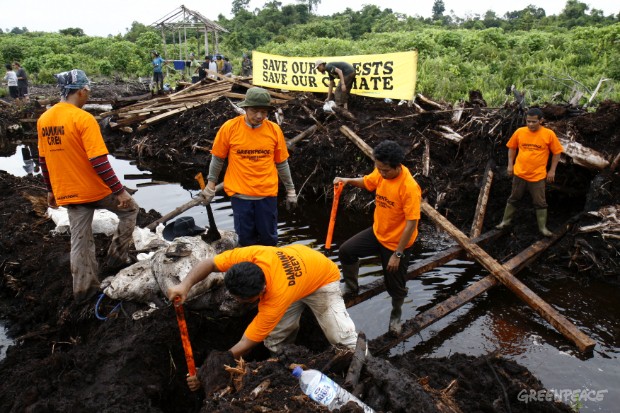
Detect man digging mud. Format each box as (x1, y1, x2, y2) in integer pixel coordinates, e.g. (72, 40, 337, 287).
(496, 107, 564, 236)
(167, 243, 358, 393)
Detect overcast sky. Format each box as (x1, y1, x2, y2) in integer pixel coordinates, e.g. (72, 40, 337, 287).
(0, 0, 617, 37)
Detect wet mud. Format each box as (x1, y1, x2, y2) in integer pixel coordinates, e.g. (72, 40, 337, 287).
(0, 83, 618, 412)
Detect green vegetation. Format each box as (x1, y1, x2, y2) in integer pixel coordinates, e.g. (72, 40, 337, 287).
(1, 0, 618, 106)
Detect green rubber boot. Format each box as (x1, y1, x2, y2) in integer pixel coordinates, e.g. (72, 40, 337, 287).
(388, 297, 405, 336)
(536, 209, 553, 237)
(341, 262, 360, 296)
(496, 203, 517, 229)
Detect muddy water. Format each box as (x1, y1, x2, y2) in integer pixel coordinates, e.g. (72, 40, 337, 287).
(2, 146, 618, 411)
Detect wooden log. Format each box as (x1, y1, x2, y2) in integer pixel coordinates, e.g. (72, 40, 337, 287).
(339, 126, 374, 158)
(469, 159, 494, 238)
(344, 332, 368, 392)
(416, 93, 445, 110)
(559, 137, 610, 170)
(345, 229, 502, 308)
(146, 182, 224, 230)
(300, 104, 327, 132)
(433, 125, 464, 143)
(287, 125, 317, 149)
(331, 105, 357, 121)
(451, 100, 465, 124)
(369, 216, 579, 355)
(420, 202, 595, 353)
(423, 138, 430, 177)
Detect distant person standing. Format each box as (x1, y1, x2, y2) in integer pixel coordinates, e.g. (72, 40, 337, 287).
(37, 69, 139, 303)
(315, 60, 356, 110)
(222, 57, 233, 77)
(208, 56, 218, 79)
(13, 61, 28, 102)
(3, 64, 18, 99)
(197, 55, 210, 81)
(241, 53, 253, 77)
(496, 107, 564, 237)
(215, 54, 224, 74)
(151, 50, 165, 94)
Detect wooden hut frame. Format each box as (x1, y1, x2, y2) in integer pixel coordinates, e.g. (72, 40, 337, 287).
(150, 5, 229, 61)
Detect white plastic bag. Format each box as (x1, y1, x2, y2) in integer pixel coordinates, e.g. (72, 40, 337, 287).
(323, 100, 337, 112)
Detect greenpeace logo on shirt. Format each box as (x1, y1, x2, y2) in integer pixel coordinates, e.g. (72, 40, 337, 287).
(236, 149, 271, 162)
(236, 149, 271, 155)
(376, 194, 395, 208)
(521, 143, 543, 151)
(276, 251, 302, 286)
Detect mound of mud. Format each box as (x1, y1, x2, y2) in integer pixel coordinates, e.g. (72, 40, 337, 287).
(1, 82, 618, 411)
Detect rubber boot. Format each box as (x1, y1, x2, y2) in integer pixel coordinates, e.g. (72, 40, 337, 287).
(388, 297, 405, 336)
(496, 203, 517, 229)
(536, 209, 553, 237)
(341, 262, 360, 297)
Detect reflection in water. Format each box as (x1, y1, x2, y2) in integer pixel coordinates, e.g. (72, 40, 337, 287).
(1, 150, 619, 410)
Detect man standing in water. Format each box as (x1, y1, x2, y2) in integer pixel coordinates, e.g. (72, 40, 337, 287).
(334, 140, 421, 335)
(200, 87, 297, 247)
(496, 107, 563, 237)
(37, 69, 139, 302)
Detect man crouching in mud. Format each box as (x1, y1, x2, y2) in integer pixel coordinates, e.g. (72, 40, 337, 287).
(167, 243, 358, 393)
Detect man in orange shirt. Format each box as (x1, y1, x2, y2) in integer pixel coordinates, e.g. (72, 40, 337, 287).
(334, 140, 421, 335)
(200, 87, 297, 246)
(167, 244, 358, 391)
(496, 108, 563, 236)
(38, 69, 139, 302)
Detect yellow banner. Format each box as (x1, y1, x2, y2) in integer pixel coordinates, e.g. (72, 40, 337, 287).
(252, 51, 418, 100)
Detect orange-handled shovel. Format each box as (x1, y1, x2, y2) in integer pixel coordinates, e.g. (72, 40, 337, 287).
(325, 182, 344, 250)
(174, 296, 197, 377)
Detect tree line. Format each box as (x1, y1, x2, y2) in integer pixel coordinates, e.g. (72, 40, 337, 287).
(1, 0, 618, 106)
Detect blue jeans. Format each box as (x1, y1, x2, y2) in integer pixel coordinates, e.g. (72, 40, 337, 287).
(231, 196, 278, 246)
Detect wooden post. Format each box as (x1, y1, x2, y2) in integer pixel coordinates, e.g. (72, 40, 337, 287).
(469, 159, 494, 238)
(146, 182, 224, 230)
(369, 216, 582, 355)
(421, 202, 595, 353)
(344, 332, 367, 393)
(345, 229, 502, 307)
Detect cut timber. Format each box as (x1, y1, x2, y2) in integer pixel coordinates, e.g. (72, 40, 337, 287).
(146, 182, 224, 230)
(369, 216, 581, 355)
(451, 101, 465, 124)
(433, 125, 464, 143)
(287, 125, 317, 149)
(345, 230, 502, 307)
(423, 139, 430, 177)
(420, 202, 595, 353)
(416, 93, 445, 110)
(469, 159, 494, 238)
(339, 126, 374, 158)
(344, 331, 367, 392)
(559, 137, 610, 170)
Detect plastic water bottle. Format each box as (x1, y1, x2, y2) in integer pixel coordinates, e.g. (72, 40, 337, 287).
(292, 366, 375, 412)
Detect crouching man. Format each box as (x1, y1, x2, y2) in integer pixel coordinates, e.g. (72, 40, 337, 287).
(167, 243, 358, 391)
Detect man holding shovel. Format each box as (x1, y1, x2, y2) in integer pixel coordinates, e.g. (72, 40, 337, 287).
(167, 243, 358, 392)
(334, 140, 421, 336)
(200, 87, 297, 247)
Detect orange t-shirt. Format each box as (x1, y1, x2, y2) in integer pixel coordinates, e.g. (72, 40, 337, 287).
(363, 165, 421, 250)
(211, 115, 289, 197)
(506, 126, 563, 182)
(37, 102, 112, 205)
(213, 244, 339, 342)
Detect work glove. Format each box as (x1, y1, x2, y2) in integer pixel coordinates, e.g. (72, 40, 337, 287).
(286, 189, 298, 211)
(200, 186, 216, 205)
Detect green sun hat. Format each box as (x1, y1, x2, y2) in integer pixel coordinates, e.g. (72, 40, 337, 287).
(238, 87, 275, 110)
